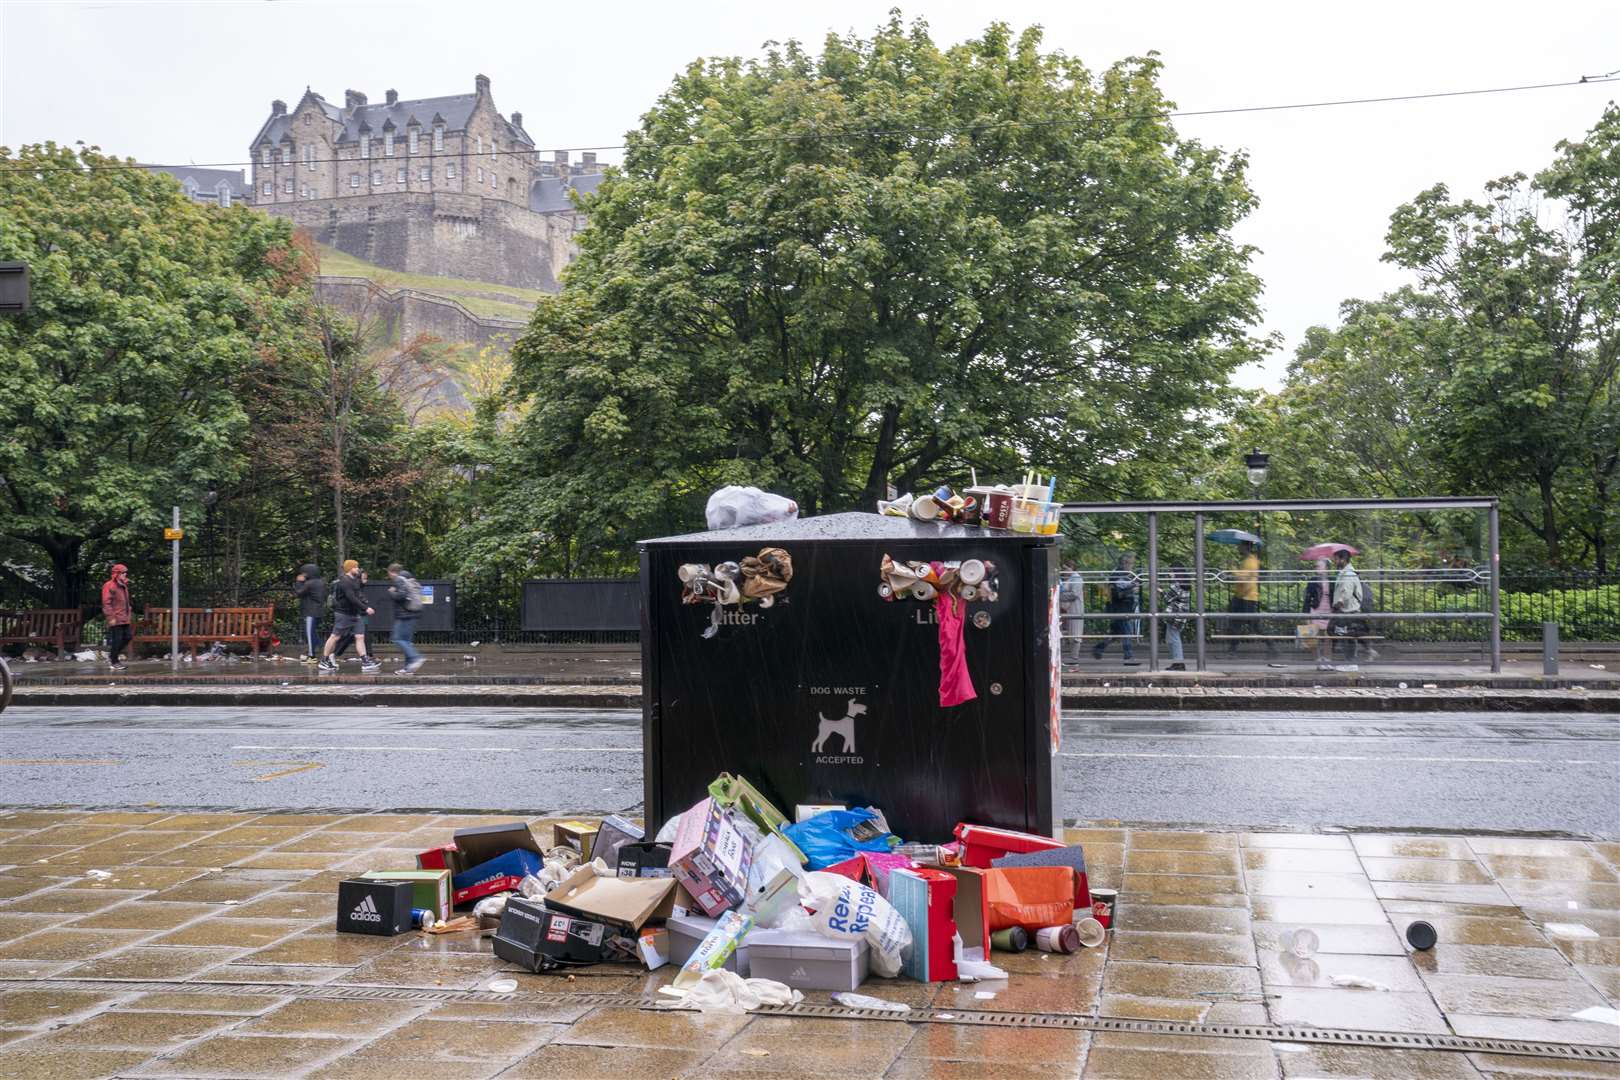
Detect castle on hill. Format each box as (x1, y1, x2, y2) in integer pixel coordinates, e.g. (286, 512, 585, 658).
(243, 74, 602, 291)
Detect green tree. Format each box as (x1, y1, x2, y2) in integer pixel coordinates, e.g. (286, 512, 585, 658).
(483, 14, 1265, 571)
(0, 144, 312, 607)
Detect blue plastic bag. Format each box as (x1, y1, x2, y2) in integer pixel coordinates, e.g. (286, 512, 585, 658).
(782, 808, 899, 870)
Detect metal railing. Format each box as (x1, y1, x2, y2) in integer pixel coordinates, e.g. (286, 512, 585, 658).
(1057, 497, 1502, 672)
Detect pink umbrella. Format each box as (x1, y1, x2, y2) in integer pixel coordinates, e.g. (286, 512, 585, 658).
(1300, 543, 1359, 560)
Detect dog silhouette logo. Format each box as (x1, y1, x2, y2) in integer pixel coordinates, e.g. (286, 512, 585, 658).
(812, 698, 867, 754)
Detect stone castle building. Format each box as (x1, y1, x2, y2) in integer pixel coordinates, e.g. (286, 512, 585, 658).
(247, 75, 601, 290)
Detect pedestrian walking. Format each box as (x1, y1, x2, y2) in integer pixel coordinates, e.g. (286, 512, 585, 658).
(319, 560, 380, 674)
(1058, 561, 1084, 665)
(1228, 540, 1274, 657)
(1090, 553, 1140, 665)
(1304, 558, 1334, 670)
(292, 564, 327, 665)
(386, 563, 426, 675)
(1161, 567, 1190, 670)
(1330, 548, 1376, 662)
(100, 563, 133, 671)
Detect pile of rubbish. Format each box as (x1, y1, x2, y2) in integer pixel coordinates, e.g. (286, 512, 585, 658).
(879, 473, 1061, 536)
(679, 548, 794, 638)
(336, 774, 1112, 1013)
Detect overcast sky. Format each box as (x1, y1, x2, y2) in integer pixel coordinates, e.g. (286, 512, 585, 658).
(3, 0, 1615, 389)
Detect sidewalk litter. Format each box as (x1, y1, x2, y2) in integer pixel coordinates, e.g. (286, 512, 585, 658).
(327, 774, 1112, 1010)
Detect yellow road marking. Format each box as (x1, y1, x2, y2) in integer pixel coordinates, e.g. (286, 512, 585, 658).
(0, 759, 121, 766)
(249, 762, 324, 782)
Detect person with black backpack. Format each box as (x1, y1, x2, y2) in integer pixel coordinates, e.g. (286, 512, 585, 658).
(1330, 549, 1378, 663)
(386, 563, 426, 674)
(292, 564, 327, 665)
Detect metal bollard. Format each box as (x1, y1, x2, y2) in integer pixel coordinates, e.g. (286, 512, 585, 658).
(1542, 621, 1559, 676)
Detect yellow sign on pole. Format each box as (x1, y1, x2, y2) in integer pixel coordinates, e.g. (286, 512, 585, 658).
(164, 527, 185, 542)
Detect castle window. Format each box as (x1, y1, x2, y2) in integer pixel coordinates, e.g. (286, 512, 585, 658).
(371, 170, 382, 186)
(284, 177, 294, 194)
(408, 128, 419, 155)
(263, 181, 272, 196)
(350, 173, 360, 189)
(490, 138, 497, 161)
(433, 124, 444, 152)
(300, 184, 308, 199)
(491, 171, 497, 189)
(475, 136, 482, 155)
(384, 131, 394, 157)
(219, 187, 231, 208)
(280, 145, 291, 164)
(360, 134, 370, 159)
(260, 146, 271, 166)
(447, 162, 456, 179)
(477, 166, 484, 183)
(419, 166, 430, 182)
(304, 144, 316, 171)
(396, 167, 406, 184)
(303, 113, 312, 125)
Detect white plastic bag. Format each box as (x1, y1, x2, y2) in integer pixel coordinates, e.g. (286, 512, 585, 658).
(705, 486, 799, 531)
(798, 870, 912, 978)
(659, 969, 803, 1014)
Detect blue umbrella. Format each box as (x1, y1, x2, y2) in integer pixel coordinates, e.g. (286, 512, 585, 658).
(1207, 529, 1262, 546)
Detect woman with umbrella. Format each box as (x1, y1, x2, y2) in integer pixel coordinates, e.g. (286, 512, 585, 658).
(1207, 530, 1272, 659)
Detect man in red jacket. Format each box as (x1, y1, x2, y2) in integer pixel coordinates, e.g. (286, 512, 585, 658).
(101, 564, 133, 671)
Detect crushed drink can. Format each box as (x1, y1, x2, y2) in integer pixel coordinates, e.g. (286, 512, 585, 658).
(411, 907, 437, 931)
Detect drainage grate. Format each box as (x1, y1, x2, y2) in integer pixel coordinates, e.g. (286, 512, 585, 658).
(3, 977, 1616, 1063)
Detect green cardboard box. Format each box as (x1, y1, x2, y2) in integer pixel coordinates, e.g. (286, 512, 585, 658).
(360, 869, 451, 921)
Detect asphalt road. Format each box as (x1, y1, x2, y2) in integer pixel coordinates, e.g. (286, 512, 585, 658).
(2, 707, 1616, 838)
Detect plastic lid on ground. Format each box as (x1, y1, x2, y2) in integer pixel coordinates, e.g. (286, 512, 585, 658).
(641, 511, 1055, 546)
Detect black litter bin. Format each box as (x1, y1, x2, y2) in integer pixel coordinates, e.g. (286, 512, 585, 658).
(361, 580, 456, 634)
(641, 512, 1060, 844)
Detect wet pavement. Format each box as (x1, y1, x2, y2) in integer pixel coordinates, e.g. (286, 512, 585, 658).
(2, 708, 1617, 837)
(0, 813, 1617, 1078)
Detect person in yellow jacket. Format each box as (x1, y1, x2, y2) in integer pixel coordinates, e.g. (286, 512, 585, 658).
(1228, 541, 1274, 658)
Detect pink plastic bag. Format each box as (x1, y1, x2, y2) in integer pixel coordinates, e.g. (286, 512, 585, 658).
(935, 590, 976, 707)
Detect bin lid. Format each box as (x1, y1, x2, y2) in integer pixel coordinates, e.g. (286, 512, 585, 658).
(641, 511, 1056, 547)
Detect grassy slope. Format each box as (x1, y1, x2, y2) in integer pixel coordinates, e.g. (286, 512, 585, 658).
(315, 245, 542, 322)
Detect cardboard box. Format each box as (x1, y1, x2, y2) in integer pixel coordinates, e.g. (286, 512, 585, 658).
(795, 803, 847, 823)
(748, 928, 869, 991)
(954, 823, 1064, 869)
(615, 841, 672, 879)
(983, 866, 1077, 932)
(544, 864, 677, 934)
(891, 868, 958, 982)
(941, 866, 990, 958)
(552, 820, 599, 855)
(667, 913, 749, 974)
(638, 927, 670, 970)
(589, 815, 644, 866)
(673, 910, 753, 988)
(492, 896, 613, 971)
(336, 878, 414, 936)
(416, 844, 456, 871)
(359, 869, 451, 921)
(669, 798, 754, 917)
(452, 822, 542, 870)
(991, 844, 1092, 910)
(452, 849, 543, 906)
(709, 773, 806, 864)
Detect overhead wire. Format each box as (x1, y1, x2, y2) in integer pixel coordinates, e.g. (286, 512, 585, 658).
(0, 72, 1614, 175)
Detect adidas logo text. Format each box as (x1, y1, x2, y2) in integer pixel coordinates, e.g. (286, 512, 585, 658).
(790, 966, 808, 979)
(350, 895, 382, 923)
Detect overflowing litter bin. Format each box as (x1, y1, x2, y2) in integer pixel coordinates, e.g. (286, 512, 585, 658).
(640, 512, 1061, 843)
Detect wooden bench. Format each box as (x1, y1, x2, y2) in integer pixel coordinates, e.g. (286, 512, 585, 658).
(0, 609, 85, 657)
(132, 606, 275, 658)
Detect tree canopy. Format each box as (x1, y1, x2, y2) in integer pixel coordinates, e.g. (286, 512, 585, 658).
(478, 15, 1266, 571)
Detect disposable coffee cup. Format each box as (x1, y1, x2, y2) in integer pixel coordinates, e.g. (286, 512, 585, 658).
(1075, 917, 1106, 948)
(1034, 924, 1080, 954)
(910, 494, 941, 520)
(959, 559, 986, 585)
(992, 927, 1029, 953)
(1089, 887, 1117, 929)
(677, 563, 707, 583)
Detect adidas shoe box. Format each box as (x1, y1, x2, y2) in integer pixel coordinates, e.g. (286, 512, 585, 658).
(746, 928, 868, 991)
(493, 896, 613, 972)
(337, 878, 414, 936)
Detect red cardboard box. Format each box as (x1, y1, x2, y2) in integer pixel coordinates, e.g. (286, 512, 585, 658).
(940, 866, 990, 958)
(416, 844, 456, 871)
(891, 868, 958, 982)
(984, 866, 1077, 932)
(954, 823, 1064, 869)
